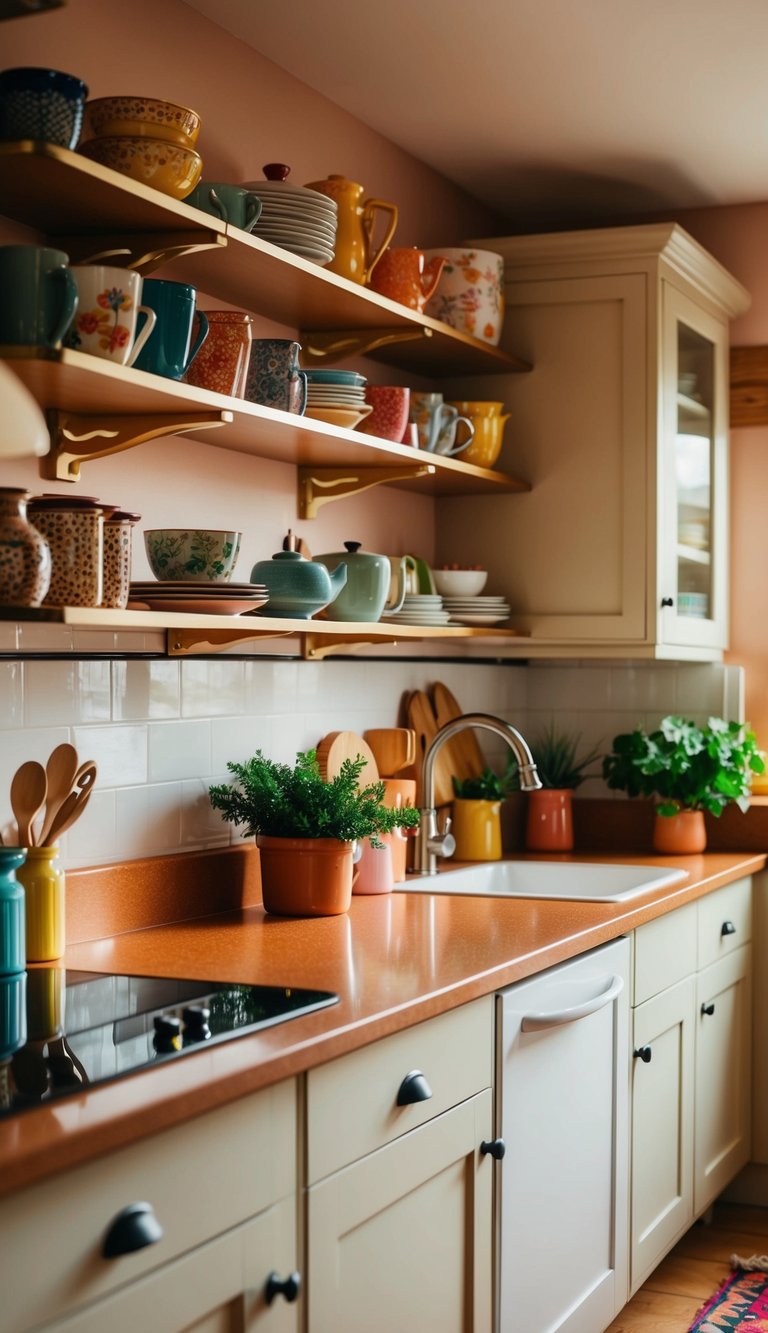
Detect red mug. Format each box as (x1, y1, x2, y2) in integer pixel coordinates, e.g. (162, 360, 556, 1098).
(368, 247, 445, 311)
(183, 309, 253, 398)
(357, 385, 411, 442)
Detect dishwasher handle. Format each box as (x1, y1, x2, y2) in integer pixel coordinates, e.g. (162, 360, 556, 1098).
(521, 974, 624, 1032)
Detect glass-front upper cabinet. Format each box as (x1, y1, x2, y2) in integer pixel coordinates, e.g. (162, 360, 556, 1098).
(661, 284, 730, 651)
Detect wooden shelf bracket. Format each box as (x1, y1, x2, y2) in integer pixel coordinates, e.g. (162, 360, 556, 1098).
(302, 632, 411, 660)
(298, 463, 435, 518)
(60, 229, 227, 276)
(299, 325, 433, 364)
(42, 409, 233, 481)
(167, 625, 297, 656)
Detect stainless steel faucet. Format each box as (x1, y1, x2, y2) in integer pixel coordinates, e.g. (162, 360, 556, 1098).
(412, 712, 542, 876)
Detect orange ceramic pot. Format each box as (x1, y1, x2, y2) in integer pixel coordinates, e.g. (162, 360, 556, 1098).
(256, 835, 357, 916)
(525, 788, 574, 852)
(652, 810, 706, 854)
(183, 309, 253, 397)
(368, 246, 445, 310)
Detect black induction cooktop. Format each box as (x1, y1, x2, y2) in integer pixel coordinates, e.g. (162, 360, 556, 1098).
(0, 968, 338, 1118)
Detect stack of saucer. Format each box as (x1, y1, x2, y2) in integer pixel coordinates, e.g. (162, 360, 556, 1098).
(128, 580, 269, 616)
(241, 165, 337, 264)
(383, 594, 452, 626)
(442, 594, 511, 626)
(304, 369, 373, 429)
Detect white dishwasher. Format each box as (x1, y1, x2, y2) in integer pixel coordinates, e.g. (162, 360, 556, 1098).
(495, 935, 630, 1333)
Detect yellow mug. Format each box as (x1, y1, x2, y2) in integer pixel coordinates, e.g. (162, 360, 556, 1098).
(452, 799, 502, 861)
(446, 400, 510, 470)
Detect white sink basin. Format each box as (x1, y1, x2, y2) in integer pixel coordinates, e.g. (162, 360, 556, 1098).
(396, 860, 688, 902)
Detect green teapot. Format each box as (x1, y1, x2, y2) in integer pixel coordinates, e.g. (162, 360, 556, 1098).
(315, 541, 408, 622)
(251, 532, 347, 619)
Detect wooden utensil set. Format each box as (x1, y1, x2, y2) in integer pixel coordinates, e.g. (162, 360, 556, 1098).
(8, 743, 97, 846)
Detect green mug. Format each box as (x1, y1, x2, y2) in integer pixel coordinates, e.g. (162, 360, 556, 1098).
(186, 181, 262, 232)
(132, 278, 209, 380)
(0, 244, 78, 348)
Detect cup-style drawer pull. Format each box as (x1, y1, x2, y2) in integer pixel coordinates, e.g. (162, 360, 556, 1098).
(633, 1046, 653, 1064)
(701, 1002, 716, 1017)
(721, 920, 737, 937)
(265, 1271, 301, 1305)
(396, 1070, 433, 1106)
(480, 1137, 506, 1161)
(102, 1202, 163, 1259)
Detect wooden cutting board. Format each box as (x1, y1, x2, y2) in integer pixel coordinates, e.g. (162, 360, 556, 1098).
(406, 690, 454, 806)
(363, 728, 416, 777)
(431, 681, 487, 782)
(315, 731, 379, 787)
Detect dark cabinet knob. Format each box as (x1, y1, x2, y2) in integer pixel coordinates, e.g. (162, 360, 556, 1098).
(480, 1138, 506, 1161)
(396, 1070, 433, 1106)
(661, 597, 674, 608)
(701, 1002, 716, 1017)
(102, 1202, 163, 1259)
(265, 1271, 301, 1305)
(721, 920, 737, 937)
(633, 1046, 652, 1064)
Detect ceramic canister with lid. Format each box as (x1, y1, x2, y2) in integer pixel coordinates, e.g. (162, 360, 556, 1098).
(28, 493, 105, 607)
(0, 487, 51, 607)
(102, 508, 140, 609)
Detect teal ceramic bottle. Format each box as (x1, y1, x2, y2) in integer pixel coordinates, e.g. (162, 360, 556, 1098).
(0, 848, 27, 975)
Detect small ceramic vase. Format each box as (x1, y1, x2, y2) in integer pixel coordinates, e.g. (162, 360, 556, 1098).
(0, 847, 26, 975)
(17, 845, 65, 962)
(367, 247, 445, 310)
(102, 508, 139, 609)
(525, 789, 574, 852)
(453, 799, 503, 861)
(353, 839, 394, 895)
(28, 494, 104, 607)
(0, 488, 51, 607)
(182, 309, 253, 397)
(652, 809, 707, 854)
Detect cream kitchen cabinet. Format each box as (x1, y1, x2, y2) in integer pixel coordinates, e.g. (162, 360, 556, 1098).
(0, 1078, 300, 1333)
(305, 996, 495, 1333)
(629, 877, 752, 1291)
(437, 223, 750, 660)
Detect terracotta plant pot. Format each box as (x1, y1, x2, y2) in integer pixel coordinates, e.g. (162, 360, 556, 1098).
(525, 788, 574, 852)
(256, 835, 357, 916)
(652, 809, 707, 854)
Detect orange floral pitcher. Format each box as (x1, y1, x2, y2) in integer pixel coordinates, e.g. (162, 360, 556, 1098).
(305, 174, 398, 285)
(368, 246, 445, 310)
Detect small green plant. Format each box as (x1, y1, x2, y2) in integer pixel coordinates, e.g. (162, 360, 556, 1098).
(209, 749, 420, 847)
(505, 725, 601, 790)
(452, 768, 511, 800)
(602, 715, 764, 817)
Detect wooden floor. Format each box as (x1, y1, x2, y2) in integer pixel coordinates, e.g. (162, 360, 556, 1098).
(606, 1203, 768, 1332)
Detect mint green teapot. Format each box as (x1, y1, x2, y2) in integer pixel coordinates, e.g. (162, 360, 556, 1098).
(251, 532, 347, 619)
(316, 541, 407, 622)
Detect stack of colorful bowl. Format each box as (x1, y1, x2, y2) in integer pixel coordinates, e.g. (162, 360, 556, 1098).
(304, 370, 372, 430)
(78, 95, 203, 200)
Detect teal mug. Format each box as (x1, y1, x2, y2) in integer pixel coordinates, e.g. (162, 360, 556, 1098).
(186, 181, 262, 232)
(132, 278, 209, 380)
(0, 244, 78, 348)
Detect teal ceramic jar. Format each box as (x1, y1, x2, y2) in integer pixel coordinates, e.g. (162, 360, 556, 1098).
(0, 847, 27, 975)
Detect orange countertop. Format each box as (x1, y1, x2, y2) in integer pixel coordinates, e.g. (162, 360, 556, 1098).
(1, 849, 764, 1198)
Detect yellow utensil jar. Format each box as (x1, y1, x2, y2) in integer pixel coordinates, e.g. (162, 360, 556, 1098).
(17, 845, 65, 962)
(452, 798, 503, 861)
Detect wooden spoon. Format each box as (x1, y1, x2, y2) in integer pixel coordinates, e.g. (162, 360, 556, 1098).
(10, 761, 48, 847)
(38, 743, 80, 846)
(43, 761, 97, 845)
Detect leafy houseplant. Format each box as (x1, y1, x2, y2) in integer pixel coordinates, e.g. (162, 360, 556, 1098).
(602, 716, 765, 853)
(209, 749, 419, 916)
(505, 726, 602, 852)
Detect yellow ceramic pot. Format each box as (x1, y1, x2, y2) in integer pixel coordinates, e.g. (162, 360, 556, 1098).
(17, 844, 65, 962)
(453, 799, 502, 861)
(445, 400, 510, 469)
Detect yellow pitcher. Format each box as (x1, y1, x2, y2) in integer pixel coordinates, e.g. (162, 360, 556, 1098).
(305, 174, 398, 285)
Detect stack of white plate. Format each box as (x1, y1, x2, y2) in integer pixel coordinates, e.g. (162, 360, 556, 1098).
(241, 175, 337, 264)
(442, 595, 511, 626)
(304, 369, 373, 429)
(128, 581, 270, 617)
(383, 594, 452, 626)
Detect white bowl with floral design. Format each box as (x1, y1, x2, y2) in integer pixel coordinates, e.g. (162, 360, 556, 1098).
(144, 528, 241, 583)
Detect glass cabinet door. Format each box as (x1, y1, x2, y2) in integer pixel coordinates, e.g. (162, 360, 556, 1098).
(662, 286, 729, 650)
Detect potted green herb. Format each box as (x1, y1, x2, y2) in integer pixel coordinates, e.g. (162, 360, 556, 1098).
(602, 716, 764, 853)
(505, 726, 601, 851)
(209, 749, 419, 916)
(452, 768, 511, 861)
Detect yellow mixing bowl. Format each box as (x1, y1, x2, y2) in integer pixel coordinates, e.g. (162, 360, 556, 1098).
(79, 134, 203, 199)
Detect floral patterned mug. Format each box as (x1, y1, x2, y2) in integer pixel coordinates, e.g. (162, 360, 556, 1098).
(64, 264, 156, 365)
(423, 247, 505, 346)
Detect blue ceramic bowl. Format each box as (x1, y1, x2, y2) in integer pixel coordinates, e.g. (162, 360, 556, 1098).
(0, 68, 89, 149)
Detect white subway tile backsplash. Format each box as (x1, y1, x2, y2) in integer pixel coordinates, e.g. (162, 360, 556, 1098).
(73, 724, 147, 787)
(17, 624, 74, 652)
(211, 715, 273, 770)
(24, 661, 79, 725)
(608, 664, 678, 715)
(64, 789, 117, 867)
(113, 660, 181, 721)
(0, 623, 18, 652)
(0, 661, 22, 725)
(114, 782, 183, 857)
(148, 719, 211, 781)
(182, 660, 246, 716)
(674, 664, 733, 715)
(180, 779, 230, 847)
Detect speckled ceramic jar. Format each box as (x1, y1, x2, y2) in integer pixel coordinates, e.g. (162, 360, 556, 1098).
(28, 494, 104, 607)
(0, 488, 51, 607)
(102, 508, 139, 609)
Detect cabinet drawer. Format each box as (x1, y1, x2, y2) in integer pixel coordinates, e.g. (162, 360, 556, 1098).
(1, 1078, 296, 1332)
(306, 997, 493, 1183)
(633, 901, 697, 1005)
(698, 877, 752, 970)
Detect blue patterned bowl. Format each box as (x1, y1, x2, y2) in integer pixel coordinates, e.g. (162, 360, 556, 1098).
(0, 68, 89, 150)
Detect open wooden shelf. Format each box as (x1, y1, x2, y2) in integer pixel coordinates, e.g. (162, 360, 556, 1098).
(0, 142, 530, 378)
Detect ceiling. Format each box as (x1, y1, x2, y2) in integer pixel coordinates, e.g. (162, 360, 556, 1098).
(184, 0, 768, 229)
